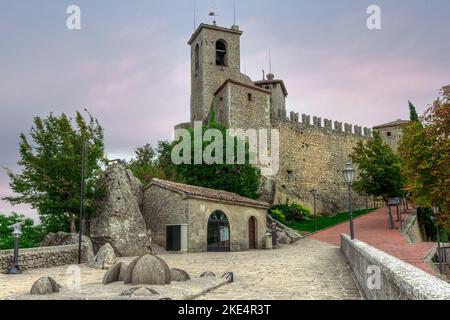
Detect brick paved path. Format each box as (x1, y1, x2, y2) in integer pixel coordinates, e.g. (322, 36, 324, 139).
(0, 238, 361, 300)
(311, 207, 436, 274)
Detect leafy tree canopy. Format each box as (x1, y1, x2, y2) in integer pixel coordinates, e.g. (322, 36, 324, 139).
(351, 132, 404, 202)
(400, 86, 450, 227)
(0, 213, 45, 250)
(127, 141, 177, 185)
(3, 111, 105, 233)
(171, 121, 262, 200)
(408, 101, 419, 121)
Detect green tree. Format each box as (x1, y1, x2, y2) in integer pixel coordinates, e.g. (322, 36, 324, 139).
(408, 101, 419, 121)
(127, 143, 158, 184)
(0, 213, 45, 250)
(351, 132, 404, 202)
(172, 122, 262, 200)
(3, 111, 105, 233)
(127, 141, 178, 185)
(400, 86, 450, 228)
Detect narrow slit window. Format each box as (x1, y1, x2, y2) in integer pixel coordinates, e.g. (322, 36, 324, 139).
(195, 44, 200, 70)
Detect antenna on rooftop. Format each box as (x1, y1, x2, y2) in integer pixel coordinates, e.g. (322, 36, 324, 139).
(193, 0, 197, 31)
(233, 0, 236, 25)
(209, 3, 219, 25)
(269, 48, 272, 75)
(267, 49, 275, 80)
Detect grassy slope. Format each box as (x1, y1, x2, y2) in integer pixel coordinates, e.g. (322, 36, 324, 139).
(288, 209, 376, 234)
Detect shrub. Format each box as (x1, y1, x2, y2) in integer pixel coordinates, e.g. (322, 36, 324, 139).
(0, 213, 45, 250)
(269, 209, 287, 224)
(269, 203, 311, 223)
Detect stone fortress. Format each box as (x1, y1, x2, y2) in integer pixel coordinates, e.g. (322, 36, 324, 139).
(176, 22, 406, 215)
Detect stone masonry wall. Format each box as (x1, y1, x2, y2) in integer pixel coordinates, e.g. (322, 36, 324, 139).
(142, 184, 267, 252)
(0, 244, 87, 274)
(402, 209, 425, 243)
(341, 234, 450, 300)
(142, 185, 187, 248)
(187, 198, 267, 252)
(213, 81, 270, 130)
(373, 125, 404, 153)
(266, 116, 372, 214)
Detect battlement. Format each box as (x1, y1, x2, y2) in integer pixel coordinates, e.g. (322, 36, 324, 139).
(272, 110, 372, 138)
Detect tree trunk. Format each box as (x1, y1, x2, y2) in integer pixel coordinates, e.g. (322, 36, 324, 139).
(69, 212, 77, 233)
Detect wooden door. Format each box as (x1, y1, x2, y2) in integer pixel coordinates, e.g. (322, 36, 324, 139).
(248, 217, 257, 249)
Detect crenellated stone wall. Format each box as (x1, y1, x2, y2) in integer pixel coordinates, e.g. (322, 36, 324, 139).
(263, 115, 372, 214)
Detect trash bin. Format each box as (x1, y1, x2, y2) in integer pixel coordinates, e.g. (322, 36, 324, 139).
(265, 233, 273, 249)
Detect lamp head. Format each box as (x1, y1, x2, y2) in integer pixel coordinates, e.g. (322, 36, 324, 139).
(343, 161, 355, 185)
(11, 223, 22, 238)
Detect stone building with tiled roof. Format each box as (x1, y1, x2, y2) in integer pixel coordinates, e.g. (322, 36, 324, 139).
(142, 178, 269, 252)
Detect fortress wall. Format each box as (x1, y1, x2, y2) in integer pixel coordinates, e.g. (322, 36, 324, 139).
(267, 117, 372, 215)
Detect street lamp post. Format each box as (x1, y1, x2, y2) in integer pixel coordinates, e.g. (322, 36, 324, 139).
(310, 189, 317, 232)
(8, 223, 23, 274)
(343, 162, 355, 240)
(433, 205, 443, 275)
(78, 137, 86, 264)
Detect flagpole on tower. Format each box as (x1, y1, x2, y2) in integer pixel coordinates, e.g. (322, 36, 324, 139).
(209, 3, 219, 25)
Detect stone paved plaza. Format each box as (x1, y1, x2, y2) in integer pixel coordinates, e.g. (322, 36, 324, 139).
(0, 238, 361, 300)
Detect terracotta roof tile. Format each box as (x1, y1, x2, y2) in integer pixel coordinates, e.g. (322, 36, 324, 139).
(373, 119, 410, 129)
(147, 178, 270, 209)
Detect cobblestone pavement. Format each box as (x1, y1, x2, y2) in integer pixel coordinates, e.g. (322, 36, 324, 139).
(0, 238, 361, 300)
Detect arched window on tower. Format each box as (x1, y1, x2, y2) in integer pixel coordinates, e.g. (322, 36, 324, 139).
(216, 40, 227, 67)
(195, 44, 200, 71)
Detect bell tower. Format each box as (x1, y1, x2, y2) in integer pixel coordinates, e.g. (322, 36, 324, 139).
(188, 23, 246, 123)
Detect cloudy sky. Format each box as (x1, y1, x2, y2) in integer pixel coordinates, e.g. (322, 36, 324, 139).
(1, 0, 449, 221)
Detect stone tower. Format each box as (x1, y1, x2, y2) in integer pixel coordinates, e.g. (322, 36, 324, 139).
(188, 23, 255, 123)
(254, 73, 288, 119)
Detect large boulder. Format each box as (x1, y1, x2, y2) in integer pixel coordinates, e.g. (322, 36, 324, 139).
(41, 231, 94, 262)
(90, 163, 151, 257)
(87, 243, 116, 269)
(30, 277, 61, 295)
(124, 254, 171, 285)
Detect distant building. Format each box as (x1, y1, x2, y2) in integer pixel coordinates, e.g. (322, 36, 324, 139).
(373, 119, 410, 152)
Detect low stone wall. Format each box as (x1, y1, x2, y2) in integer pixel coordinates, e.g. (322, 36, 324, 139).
(0, 244, 87, 274)
(402, 209, 425, 243)
(340, 234, 450, 300)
